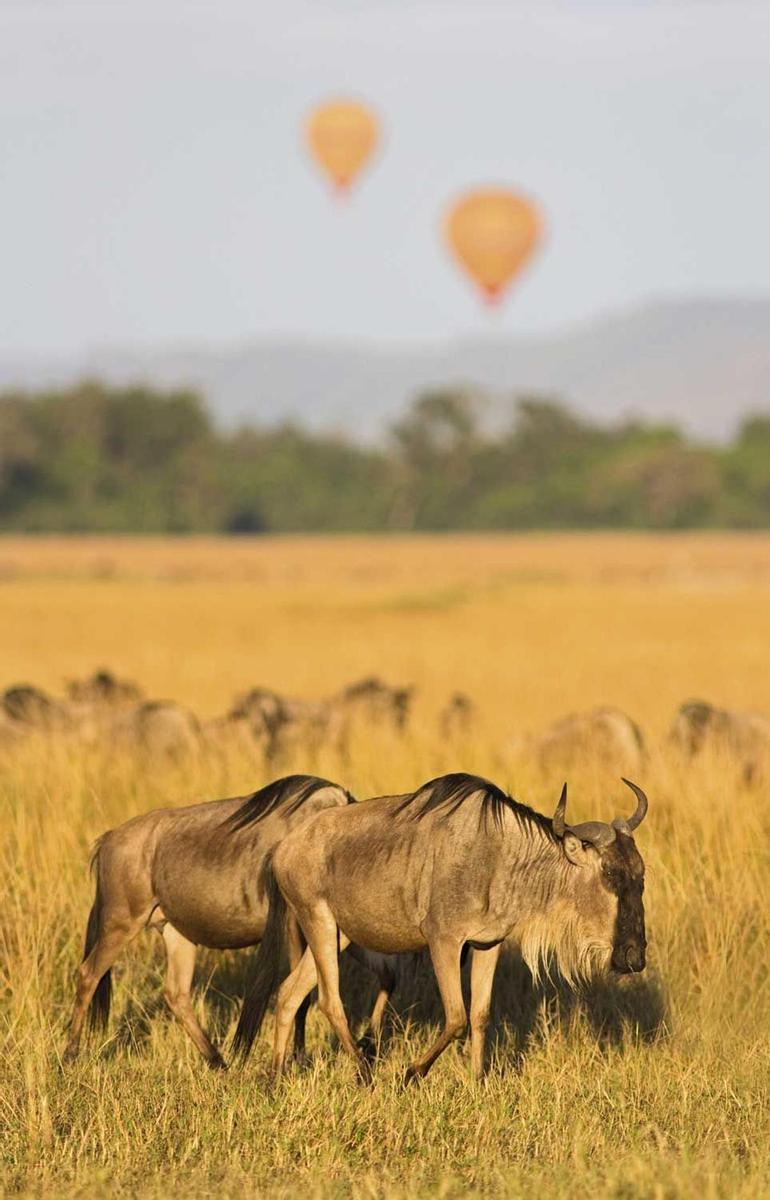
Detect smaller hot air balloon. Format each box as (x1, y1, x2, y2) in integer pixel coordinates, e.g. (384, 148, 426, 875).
(444, 188, 543, 306)
(305, 99, 380, 196)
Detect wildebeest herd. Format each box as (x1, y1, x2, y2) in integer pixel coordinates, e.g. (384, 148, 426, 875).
(0, 670, 413, 763)
(4, 669, 765, 1081)
(2, 668, 769, 780)
(63, 771, 648, 1083)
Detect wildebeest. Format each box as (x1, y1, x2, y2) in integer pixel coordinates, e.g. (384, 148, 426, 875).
(669, 699, 770, 782)
(2, 684, 71, 730)
(63, 775, 394, 1067)
(514, 707, 646, 776)
(223, 687, 330, 763)
(233, 772, 648, 1082)
(0, 682, 199, 761)
(331, 677, 413, 734)
(110, 700, 203, 760)
(225, 677, 414, 763)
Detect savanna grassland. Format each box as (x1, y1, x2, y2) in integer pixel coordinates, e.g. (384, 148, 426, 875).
(1, 533, 769, 1199)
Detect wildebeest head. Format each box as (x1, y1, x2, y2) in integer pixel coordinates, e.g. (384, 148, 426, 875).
(552, 779, 647, 976)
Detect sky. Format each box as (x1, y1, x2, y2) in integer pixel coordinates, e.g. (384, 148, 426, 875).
(1, 0, 769, 357)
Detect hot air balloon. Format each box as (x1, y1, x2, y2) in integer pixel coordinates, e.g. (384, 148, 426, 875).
(305, 99, 380, 196)
(444, 188, 543, 305)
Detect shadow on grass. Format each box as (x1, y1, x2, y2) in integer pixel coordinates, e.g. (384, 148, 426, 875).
(100, 938, 669, 1071)
(338, 944, 669, 1068)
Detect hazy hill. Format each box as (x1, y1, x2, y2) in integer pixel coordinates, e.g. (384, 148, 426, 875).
(2, 297, 768, 441)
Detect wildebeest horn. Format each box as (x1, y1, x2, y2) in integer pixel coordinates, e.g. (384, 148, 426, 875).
(552, 784, 616, 848)
(612, 778, 649, 834)
(552, 783, 568, 837)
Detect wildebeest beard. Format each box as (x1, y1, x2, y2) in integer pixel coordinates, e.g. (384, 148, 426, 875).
(513, 836, 645, 987)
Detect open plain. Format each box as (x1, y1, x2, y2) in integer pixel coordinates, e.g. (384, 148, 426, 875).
(1, 533, 769, 1199)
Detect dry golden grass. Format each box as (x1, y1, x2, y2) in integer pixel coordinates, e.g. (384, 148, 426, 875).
(1, 533, 769, 1199)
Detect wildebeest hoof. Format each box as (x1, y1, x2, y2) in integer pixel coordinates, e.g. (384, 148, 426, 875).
(208, 1053, 228, 1071)
(61, 1045, 78, 1067)
(357, 1032, 378, 1063)
(402, 1065, 422, 1088)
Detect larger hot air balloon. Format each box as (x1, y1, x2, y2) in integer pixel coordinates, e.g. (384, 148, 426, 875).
(305, 99, 379, 195)
(444, 188, 543, 305)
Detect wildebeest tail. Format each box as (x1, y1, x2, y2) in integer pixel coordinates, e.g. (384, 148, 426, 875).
(232, 856, 286, 1060)
(84, 841, 111, 1031)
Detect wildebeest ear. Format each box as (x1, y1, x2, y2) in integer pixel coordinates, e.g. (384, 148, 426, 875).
(562, 832, 588, 866)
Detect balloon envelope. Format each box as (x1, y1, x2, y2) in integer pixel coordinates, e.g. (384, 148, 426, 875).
(445, 189, 543, 304)
(305, 100, 379, 193)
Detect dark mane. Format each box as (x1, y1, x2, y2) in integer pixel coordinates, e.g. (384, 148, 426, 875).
(395, 772, 557, 839)
(225, 774, 352, 832)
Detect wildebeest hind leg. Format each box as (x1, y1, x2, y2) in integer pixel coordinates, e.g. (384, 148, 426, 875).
(301, 906, 371, 1083)
(161, 924, 226, 1069)
(404, 936, 466, 1085)
(271, 946, 320, 1081)
(63, 916, 145, 1063)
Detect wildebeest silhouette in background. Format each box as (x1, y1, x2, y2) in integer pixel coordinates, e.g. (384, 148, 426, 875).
(1, 681, 202, 761)
(669, 699, 770, 783)
(109, 700, 203, 760)
(511, 706, 646, 776)
(2, 683, 71, 730)
(221, 676, 414, 764)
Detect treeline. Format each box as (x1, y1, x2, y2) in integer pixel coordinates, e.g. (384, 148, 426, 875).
(0, 381, 768, 532)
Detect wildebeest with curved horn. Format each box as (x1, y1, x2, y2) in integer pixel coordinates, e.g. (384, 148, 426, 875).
(233, 772, 648, 1083)
(63, 775, 395, 1068)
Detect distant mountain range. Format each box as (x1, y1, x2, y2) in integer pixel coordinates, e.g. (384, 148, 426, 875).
(2, 297, 768, 442)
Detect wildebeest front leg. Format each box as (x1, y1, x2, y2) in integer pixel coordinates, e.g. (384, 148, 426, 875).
(469, 943, 501, 1080)
(161, 925, 226, 1069)
(404, 936, 466, 1085)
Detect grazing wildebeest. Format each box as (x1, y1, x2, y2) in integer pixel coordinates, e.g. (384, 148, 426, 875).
(225, 687, 329, 762)
(225, 677, 414, 763)
(513, 707, 646, 776)
(2, 684, 71, 730)
(331, 677, 414, 734)
(63, 775, 395, 1067)
(110, 700, 203, 760)
(66, 669, 143, 707)
(233, 772, 648, 1083)
(669, 699, 770, 783)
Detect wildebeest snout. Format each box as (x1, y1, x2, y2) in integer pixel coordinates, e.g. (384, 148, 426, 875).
(612, 941, 646, 974)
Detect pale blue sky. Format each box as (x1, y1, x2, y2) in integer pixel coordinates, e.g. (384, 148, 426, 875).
(1, 0, 769, 356)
